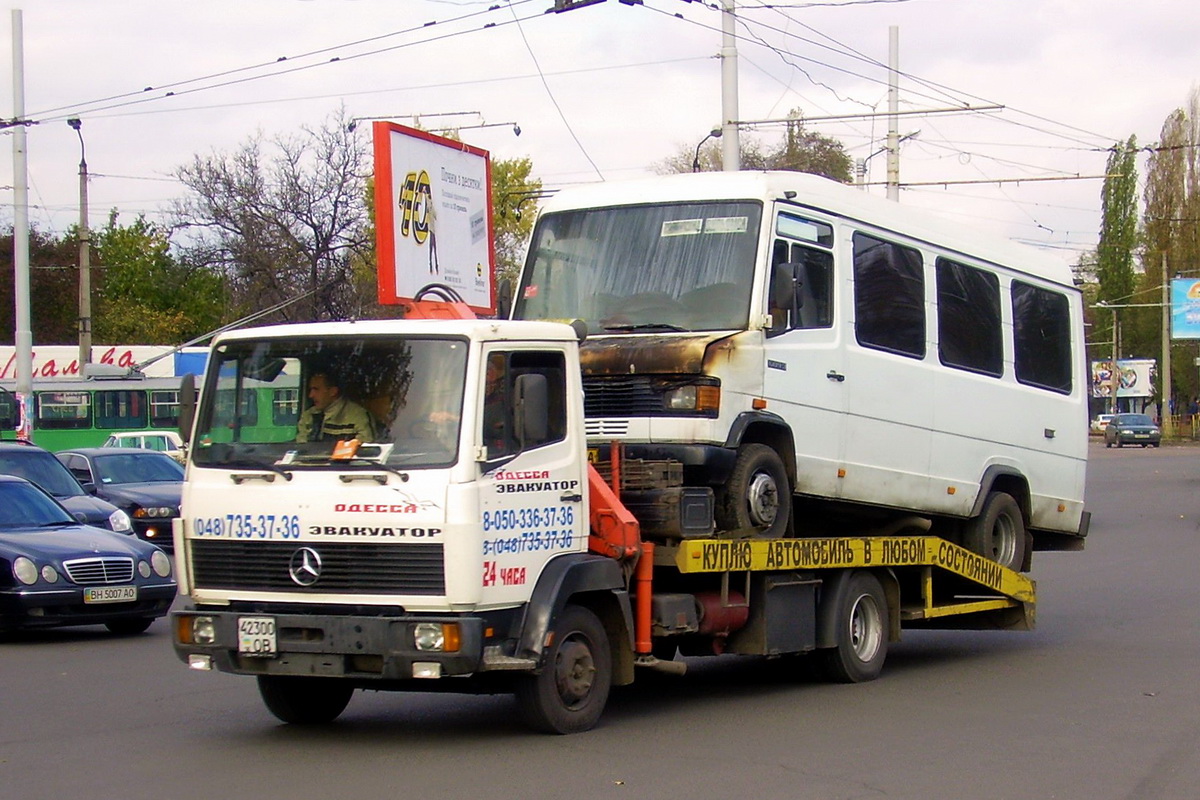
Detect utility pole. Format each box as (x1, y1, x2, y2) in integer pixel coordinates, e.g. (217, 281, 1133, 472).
(11, 9, 32, 440)
(886, 25, 900, 201)
(1110, 307, 1119, 414)
(68, 117, 91, 368)
(719, 0, 740, 171)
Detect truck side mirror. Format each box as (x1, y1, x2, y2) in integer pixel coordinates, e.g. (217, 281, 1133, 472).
(769, 262, 801, 334)
(513, 373, 548, 447)
(496, 277, 514, 320)
(178, 373, 196, 447)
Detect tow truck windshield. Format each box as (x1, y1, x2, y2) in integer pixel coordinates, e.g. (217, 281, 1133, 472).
(191, 335, 468, 470)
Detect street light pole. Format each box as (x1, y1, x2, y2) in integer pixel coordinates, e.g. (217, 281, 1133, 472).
(67, 118, 90, 369)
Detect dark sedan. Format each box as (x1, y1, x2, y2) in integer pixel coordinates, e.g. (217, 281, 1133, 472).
(1104, 413, 1162, 448)
(56, 448, 183, 552)
(0, 441, 133, 534)
(0, 475, 176, 634)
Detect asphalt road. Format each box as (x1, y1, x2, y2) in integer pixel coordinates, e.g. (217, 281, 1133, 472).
(2, 440, 1198, 800)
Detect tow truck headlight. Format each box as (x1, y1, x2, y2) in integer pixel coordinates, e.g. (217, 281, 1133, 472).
(414, 623, 461, 652)
(183, 615, 216, 645)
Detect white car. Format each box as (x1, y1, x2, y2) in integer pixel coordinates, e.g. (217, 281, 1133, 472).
(102, 431, 187, 463)
(1090, 414, 1115, 434)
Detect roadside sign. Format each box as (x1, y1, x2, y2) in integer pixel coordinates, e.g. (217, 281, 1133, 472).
(373, 122, 495, 314)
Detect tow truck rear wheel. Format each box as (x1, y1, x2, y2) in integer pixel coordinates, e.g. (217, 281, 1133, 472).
(964, 491, 1027, 572)
(818, 571, 888, 683)
(257, 676, 354, 724)
(716, 443, 791, 537)
(515, 604, 612, 734)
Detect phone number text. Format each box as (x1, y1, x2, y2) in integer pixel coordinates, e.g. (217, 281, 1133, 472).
(482, 506, 575, 533)
(483, 529, 575, 555)
(193, 514, 301, 540)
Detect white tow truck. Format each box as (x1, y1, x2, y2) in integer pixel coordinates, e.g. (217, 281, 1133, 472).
(172, 310, 1042, 733)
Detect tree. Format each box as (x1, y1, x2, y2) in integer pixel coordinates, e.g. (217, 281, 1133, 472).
(0, 226, 81, 345)
(656, 111, 853, 183)
(93, 214, 225, 344)
(490, 157, 543, 286)
(1092, 136, 1139, 379)
(173, 108, 372, 324)
(1139, 90, 1200, 412)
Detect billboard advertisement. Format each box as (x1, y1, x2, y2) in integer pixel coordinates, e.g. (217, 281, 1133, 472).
(1090, 358, 1156, 399)
(373, 122, 495, 313)
(1170, 278, 1200, 339)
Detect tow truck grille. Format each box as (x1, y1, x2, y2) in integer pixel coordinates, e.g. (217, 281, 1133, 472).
(190, 540, 445, 595)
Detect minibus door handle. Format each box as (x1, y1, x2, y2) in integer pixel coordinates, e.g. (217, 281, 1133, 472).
(826, 370, 845, 382)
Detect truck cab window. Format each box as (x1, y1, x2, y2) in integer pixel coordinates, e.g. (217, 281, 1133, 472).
(484, 350, 568, 459)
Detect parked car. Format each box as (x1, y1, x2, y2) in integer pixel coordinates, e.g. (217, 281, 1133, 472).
(102, 430, 187, 464)
(1090, 414, 1116, 434)
(0, 442, 133, 534)
(1104, 413, 1162, 448)
(56, 448, 183, 552)
(0, 475, 176, 634)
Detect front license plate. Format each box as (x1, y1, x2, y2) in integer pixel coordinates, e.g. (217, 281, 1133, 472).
(83, 585, 137, 604)
(238, 616, 277, 658)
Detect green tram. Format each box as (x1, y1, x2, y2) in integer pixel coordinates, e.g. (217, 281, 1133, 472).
(0, 376, 302, 451)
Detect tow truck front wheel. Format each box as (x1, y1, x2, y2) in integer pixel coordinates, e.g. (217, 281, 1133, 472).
(257, 676, 354, 724)
(515, 605, 612, 734)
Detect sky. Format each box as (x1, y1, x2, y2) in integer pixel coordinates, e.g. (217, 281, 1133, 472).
(1, 0, 1197, 269)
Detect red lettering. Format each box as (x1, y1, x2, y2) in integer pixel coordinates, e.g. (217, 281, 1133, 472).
(482, 560, 496, 587)
(100, 347, 117, 365)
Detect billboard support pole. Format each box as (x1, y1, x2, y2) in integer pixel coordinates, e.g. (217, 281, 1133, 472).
(1162, 252, 1173, 436)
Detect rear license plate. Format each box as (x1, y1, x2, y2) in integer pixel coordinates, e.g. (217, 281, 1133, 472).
(83, 585, 137, 604)
(238, 616, 277, 657)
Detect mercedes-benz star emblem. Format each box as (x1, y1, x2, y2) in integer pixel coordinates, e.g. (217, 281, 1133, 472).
(288, 547, 323, 587)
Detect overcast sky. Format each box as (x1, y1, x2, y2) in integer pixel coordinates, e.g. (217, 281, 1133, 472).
(2, 0, 1197, 267)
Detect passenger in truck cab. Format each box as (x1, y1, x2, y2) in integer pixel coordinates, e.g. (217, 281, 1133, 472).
(295, 371, 375, 443)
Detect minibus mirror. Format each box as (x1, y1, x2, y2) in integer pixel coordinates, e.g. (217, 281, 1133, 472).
(178, 374, 196, 447)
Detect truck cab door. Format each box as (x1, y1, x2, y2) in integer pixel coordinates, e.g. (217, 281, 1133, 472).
(476, 347, 588, 604)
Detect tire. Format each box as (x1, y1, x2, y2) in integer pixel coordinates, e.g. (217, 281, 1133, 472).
(515, 605, 612, 734)
(257, 676, 354, 724)
(1105, 441, 1112, 448)
(963, 491, 1028, 572)
(715, 443, 791, 537)
(105, 618, 153, 635)
(818, 571, 888, 683)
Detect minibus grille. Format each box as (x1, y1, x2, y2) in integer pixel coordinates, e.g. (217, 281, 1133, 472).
(190, 540, 445, 595)
(582, 376, 663, 416)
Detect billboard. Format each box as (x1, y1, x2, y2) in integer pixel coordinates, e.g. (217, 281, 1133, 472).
(373, 122, 495, 313)
(1170, 278, 1200, 339)
(1090, 358, 1156, 399)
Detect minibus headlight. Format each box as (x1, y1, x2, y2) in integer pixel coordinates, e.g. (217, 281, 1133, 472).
(663, 382, 720, 414)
